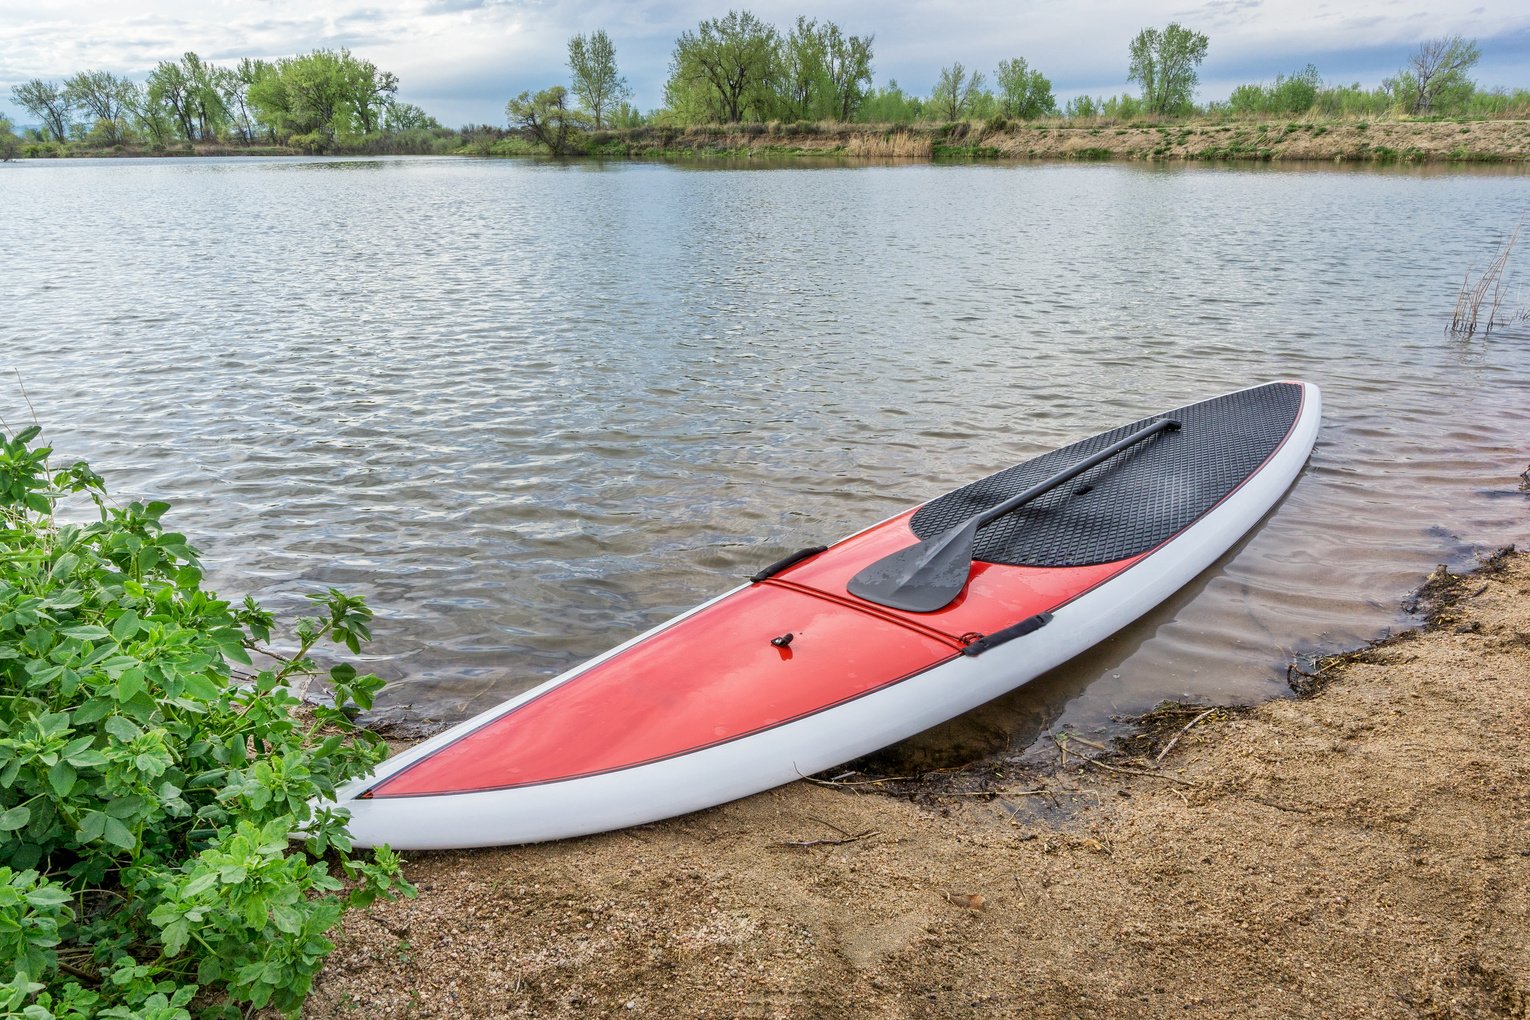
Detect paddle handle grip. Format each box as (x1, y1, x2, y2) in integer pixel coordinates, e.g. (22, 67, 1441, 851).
(974, 417, 1180, 529)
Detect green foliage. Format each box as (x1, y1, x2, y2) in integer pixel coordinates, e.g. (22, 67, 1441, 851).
(506, 86, 590, 156)
(10, 80, 73, 143)
(774, 17, 876, 122)
(856, 79, 923, 124)
(0, 116, 19, 162)
(1064, 94, 1100, 119)
(1128, 22, 1209, 115)
(1226, 64, 1321, 116)
(146, 53, 227, 143)
(61, 71, 136, 146)
(245, 49, 398, 150)
(568, 30, 631, 130)
(930, 62, 988, 120)
(0, 425, 411, 1018)
(1309, 81, 1394, 119)
(25, 48, 433, 154)
(1387, 35, 1480, 115)
(666, 10, 782, 123)
(815, 20, 875, 121)
(995, 57, 1056, 119)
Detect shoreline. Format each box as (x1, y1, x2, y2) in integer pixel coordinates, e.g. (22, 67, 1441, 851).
(300, 546, 1528, 1019)
(11, 118, 1529, 166)
(582, 117, 1530, 165)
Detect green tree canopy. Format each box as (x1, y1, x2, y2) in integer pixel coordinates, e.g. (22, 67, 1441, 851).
(62, 70, 135, 144)
(568, 29, 631, 129)
(145, 53, 227, 141)
(857, 79, 922, 123)
(1388, 35, 1480, 114)
(10, 79, 72, 142)
(776, 17, 875, 121)
(665, 9, 781, 123)
(1227, 64, 1321, 116)
(931, 62, 986, 120)
(995, 57, 1056, 119)
(507, 85, 589, 155)
(820, 22, 875, 121)
(243, 49, 400, 148)
(0, 114, 20, 160)
(1128, 23, 1209, 115)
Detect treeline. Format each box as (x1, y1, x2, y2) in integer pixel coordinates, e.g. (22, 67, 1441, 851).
(6, 49, 456, 155)
(502, 14, 1526, 157)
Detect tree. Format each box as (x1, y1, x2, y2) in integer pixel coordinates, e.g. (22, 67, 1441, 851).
(776, 17, 874, 122)
(779, 16, 828, 120)
(1389, 35, 1480, 114)
(122, 83, 176, 147)
(384, 101, 439, 132)
(822, 23, 874, 121)
(62, 70, 135, 144)
(568, 30, 631, 129)
(1064, 94, 1100, 119)
(1128, 23, 1209, 116)
(931, 63, 986, 120)
(147, 60, 195, 139)
(1227, 64, 1320, 116)
(145, 53, 227, 141)
(179, 52, 228, 140)
(507, 86, 588, 156)
(0, 115, 19, 160)
(858, 79, 922, 123)
(10, 79, 72, 141)
(666, 10, 780, 123)
(219, 62, 261, 143)
(995, 57, 1056, 119)
(340, 53, 398, 134)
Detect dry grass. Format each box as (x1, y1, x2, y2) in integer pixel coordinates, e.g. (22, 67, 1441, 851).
(1451, 226, 1523, 338)
(842, 130, 930, 158)
(605, 117, 1530, 165)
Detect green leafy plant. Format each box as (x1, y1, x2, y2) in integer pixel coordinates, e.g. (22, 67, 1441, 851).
(0, 425, 412, 1019)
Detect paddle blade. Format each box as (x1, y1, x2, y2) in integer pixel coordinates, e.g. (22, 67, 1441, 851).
(846, 520, 980, 613)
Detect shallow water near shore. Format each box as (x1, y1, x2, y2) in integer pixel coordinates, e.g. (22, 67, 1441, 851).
(2, 155, 1526, 757)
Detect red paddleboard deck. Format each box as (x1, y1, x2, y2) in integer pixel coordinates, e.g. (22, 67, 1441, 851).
(330, 381, 1320, 848)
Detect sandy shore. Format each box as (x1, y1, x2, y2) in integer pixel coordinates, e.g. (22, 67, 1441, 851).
(302, 550, 1528, 1019)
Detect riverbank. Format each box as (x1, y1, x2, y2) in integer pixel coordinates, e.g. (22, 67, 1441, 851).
(301, 548, 1528, 1019)
(582, 117, 1530, 164)
(12, 117, 1527, 165)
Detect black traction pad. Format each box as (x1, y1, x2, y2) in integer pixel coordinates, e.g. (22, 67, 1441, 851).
(908, 383, 1304, 567)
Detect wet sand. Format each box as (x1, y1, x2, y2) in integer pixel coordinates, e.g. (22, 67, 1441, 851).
(302, 550, 1528, 1019)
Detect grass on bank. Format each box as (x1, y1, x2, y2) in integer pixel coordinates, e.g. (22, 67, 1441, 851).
(460, 112, 1530, 164)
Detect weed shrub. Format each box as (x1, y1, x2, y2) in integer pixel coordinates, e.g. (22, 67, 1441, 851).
(0, 426, 412, 1019)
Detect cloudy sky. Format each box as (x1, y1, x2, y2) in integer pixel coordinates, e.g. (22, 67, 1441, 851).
(2, 0, 1527, 127)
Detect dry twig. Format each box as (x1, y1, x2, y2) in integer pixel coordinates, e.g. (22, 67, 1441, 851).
(775, 829, 878, 849)
(1153, 706, 1220, 764)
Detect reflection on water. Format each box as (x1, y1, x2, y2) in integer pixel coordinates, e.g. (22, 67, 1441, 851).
(1, 155, 1526, 756)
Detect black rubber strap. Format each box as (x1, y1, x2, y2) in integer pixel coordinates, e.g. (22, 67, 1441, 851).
(750, 546, 828, 583)
(960, 613, 1053, 657)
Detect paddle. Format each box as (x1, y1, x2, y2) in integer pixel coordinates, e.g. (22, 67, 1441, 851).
(846, 416, 1182, 612)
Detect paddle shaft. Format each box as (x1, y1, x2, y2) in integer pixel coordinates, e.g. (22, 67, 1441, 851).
(969, 416, 1181, 530)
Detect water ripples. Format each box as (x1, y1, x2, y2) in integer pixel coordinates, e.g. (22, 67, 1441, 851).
(1, 155, 1526, 752)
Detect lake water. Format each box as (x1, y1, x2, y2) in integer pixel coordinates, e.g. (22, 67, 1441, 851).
(2, 155, 1526, 763)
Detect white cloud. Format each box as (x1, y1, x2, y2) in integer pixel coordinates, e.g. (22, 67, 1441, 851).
(1, 0, 1525, 126)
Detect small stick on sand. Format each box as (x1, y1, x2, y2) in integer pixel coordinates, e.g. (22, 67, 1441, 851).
(800, 771, 915, 788)
(1076, 756, 1202, 788)
(1154, 707, 1220, 764)
(775, 829, 878, 849)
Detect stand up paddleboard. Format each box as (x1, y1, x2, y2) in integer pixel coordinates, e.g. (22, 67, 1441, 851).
(330, 381, 1320, 848)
